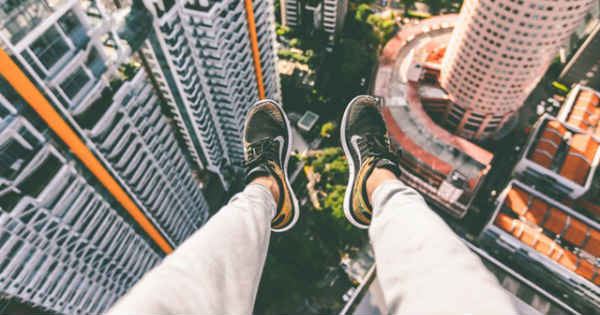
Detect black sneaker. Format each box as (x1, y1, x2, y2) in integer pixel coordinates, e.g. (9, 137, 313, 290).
(243, 99, 299, 232)
(340, 95, 400, 229)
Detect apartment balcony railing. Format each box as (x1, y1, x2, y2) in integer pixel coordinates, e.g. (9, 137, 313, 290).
(0, 0, 60, 45)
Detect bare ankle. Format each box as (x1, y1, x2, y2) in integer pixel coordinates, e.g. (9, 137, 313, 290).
(251, 176, 280, 204)
(366, 168, 398, 205)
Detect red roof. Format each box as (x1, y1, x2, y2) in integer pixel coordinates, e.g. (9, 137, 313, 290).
(425, 47, 446, 64)
(502, 187, 600, 258)
(559, 134, 598, 185)
(498, 188, 600, 282)
(530, 120, 566, 168)
(406, 82, 494, 166)
(382, 107, 453, 177)
(567, 90, 600, 132)
(379, 15, 459, 66)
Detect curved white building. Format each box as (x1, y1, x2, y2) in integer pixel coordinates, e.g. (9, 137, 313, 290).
(440, 0, 595, 140)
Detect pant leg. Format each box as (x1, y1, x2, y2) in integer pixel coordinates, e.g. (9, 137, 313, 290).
(369, 180, 517, 315)
(108, 183, 275, 314)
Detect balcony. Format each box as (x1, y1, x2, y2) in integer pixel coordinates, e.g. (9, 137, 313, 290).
(0, 0, 59, 45)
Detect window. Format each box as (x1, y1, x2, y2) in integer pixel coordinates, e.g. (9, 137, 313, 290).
(60, 68, 90, 100)
(29, 26, 70, 70)
(58, 11, 81, 34)
(464, 123, 479, 131)
(1, 1, 53, 44)
(86, 49, 105, 78)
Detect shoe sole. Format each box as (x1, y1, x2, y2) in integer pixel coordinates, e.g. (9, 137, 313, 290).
(340, 95, 373, 230)
(252, 99, 300, 232)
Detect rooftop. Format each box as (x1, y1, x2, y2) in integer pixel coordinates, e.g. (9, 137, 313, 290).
(383, 103, 491, 185)
(529, 119, 600, 186)
(558, 85, 600, 137)
(376, 14, 492, 181)
(297, 110, 319, 132)
(375, 14, 492, 218)
(516, 115, 600, 200)
(418, 85, 448, 100)
(481, 180, 600, 312)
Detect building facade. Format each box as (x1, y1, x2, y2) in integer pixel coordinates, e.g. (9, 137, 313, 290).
(139, 0, 281, 189)
(0, 0, 209, 312)
(480, 86, 600, 314)
(440, 0, 595, 140)
(280, 0, 347, 47)
(374, 15, 494, 219)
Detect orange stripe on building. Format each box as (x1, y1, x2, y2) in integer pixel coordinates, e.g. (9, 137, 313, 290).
(0, 47, 173, 254)
(244, 0, 266, 99)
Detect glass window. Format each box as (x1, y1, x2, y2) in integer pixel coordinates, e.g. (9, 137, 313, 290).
(30, 26, 70, 70)
(17, 152, 62, 197)
(58, 10, 88, 47)
(1, 1, 52, 44)
(60, 68, 90, 100)
(58, 10, 81, 34)
(86, 49, 106, 78)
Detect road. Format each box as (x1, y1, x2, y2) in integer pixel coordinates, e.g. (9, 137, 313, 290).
(292, 127, 310, 154)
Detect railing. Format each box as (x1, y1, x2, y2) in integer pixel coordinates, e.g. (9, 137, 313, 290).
(339, 265, 376, 315)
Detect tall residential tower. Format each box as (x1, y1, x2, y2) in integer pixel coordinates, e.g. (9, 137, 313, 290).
(139, 0, 281, 189)
(280, 0, 348, 47)
(440, 0, 595, 140)
(0, 0, 209, 312)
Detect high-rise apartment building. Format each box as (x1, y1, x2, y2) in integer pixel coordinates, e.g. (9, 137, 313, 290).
(138, 0, 281, 189)
(280, 0, 348, 47)
(0, 0, 209, 312)
(440, 0, 595, 140)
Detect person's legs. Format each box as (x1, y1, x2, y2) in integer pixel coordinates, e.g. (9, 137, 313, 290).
(367, 171, 516, 315)
(108, 178, 277, 314)
(341, 96, 517, 315)
(108, 100, 299, 314)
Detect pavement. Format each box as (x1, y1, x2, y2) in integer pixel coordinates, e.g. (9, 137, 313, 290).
(292, 127, 310, 154)
(351, 277, 386, 315)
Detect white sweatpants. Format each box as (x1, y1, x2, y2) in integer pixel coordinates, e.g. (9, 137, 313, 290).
(108, 181, 516, 314)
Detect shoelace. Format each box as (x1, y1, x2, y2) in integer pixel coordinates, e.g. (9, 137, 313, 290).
(357, 134, 395, 161)
(244, 138, 279, 170)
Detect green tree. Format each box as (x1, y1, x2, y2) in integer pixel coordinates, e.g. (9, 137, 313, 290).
(119, 62, 139, 81)
(276, 24, 290, 36)
(401, 0, 417, 14)
(366, 14, 396, 48)
(320, 122, 336, 139)
(366, 14, 382, 28)
(355, 4, 373, 21)
(426, 0, 443, 14)
(324, 185, 346, 219)
(312, 148, 344, 174)
(380, 19, 397, 45)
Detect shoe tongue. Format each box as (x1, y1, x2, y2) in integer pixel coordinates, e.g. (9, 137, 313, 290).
(246, 164, 270, 185)
(374, 158, 401, 177)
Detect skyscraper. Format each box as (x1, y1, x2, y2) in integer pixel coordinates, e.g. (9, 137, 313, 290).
(280, 0, 348, 47)
(0, 0, 209, 312)
(440, 0, 595, 140)
(139, 0, 281, 189)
